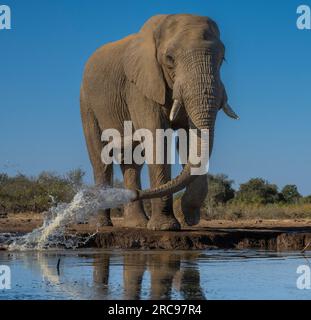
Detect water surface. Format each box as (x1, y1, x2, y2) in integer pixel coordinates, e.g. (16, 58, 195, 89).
(0, 249, 311, 300)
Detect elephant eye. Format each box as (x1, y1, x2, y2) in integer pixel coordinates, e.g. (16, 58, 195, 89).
(165, 54, 175, 68)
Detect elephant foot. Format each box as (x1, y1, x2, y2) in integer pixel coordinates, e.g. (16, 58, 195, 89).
(173, 198, 200, 227)
(147, 214, 180, 231)
(96, 209, 113, 227)
(123, 201, 149, 228)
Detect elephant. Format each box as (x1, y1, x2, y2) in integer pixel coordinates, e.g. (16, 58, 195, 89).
(80, 14, 238, 231)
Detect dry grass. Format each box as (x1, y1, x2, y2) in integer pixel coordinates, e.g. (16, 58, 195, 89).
(202, 203, 311, 220)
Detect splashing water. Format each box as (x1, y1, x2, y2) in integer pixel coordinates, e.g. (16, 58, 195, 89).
(8, 187, 136, 251)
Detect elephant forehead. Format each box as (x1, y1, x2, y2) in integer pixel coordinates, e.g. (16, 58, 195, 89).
(157, 24, 223, 55)
(158, 14, 220, 40)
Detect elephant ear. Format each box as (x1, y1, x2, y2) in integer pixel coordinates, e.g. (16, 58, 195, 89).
(123, 15, 169, 105)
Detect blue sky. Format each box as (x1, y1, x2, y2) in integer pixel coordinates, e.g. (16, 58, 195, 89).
(0, 0, 310, 194)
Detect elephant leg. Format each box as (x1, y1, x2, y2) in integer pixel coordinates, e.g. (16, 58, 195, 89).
(121, 164, 148, 228)
(174, 174, 208, 226)
(126, 89, 179, 230)
(80, 97, 113, 227)
(147, 163, 180, 231)
(174, 133, 208, 226)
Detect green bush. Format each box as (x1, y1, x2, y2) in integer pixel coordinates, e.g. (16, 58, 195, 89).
(234, 178, 280, 205)
(0, 169, 85, 213)
(280, 185, 302, 204)
(205, 174, 235, 207)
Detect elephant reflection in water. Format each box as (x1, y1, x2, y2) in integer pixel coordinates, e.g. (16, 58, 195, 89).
(93, 254, 111, 297)
(171, 253, 206, 300)
(17, 251, 204, 299)
(123, 253, 148, 299)
(93, 252, 205, 300)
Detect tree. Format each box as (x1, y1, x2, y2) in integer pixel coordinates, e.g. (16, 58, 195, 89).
(281, 185, 301, 204)
(205, 174, 235, 207)
(235, 178, 279, 204)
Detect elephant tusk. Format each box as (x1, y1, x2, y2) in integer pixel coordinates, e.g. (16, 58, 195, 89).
(222, 103, 240, 120)
(169, 100, 182, 122)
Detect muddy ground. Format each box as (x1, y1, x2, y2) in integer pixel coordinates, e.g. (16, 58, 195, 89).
(1, 213, 311, 251)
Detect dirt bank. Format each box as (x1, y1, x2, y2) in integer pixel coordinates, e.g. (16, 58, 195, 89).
(1, 213, 311, 251)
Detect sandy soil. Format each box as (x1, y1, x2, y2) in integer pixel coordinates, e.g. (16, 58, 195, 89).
(1, 213, 311, 250)
(1, 212, 311, 233)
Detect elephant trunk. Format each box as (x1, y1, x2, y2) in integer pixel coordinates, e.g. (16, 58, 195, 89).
(135, 131, 214, 200)
(135, 52, 219, 200)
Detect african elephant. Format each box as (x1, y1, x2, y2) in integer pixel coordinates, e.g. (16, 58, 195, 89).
(80, 14, 238, 231)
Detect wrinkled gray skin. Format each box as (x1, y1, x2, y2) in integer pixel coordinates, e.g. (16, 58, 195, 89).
(81, 14, 238, 230)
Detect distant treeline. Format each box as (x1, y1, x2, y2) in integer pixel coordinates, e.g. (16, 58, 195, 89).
(200, 175, 311, 220)
(0, 170, 311, 219)
(204, 174, 311, 206)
